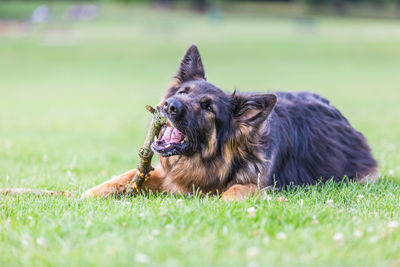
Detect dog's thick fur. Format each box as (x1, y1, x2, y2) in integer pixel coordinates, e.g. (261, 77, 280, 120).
(83, 45, 378, 200)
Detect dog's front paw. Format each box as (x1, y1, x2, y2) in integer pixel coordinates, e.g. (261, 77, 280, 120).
(81, 170, 137, 198)
(81, 182, 124, 198)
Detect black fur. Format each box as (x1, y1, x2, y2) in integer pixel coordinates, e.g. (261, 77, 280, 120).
(261, 91, 377, 187)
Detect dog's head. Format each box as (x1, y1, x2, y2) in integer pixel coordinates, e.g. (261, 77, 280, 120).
(152, 45, 277, 158)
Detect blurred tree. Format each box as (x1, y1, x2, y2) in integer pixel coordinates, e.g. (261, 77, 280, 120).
(397, 0, 400, 19)
(157, 0, 172, 8)
(193, 0, 208, 12)
(156, 0, 208, 12)
(332, 0, 346, 15)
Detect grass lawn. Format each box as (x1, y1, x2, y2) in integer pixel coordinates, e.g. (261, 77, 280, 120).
(1, 3, 400, 266)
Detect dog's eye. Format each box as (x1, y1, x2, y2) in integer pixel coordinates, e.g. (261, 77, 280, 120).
(178, 87, 190, 95)
(202, 103, 214, 113)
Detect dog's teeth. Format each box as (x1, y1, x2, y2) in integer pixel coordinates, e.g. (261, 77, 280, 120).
(180, 140, 185, 144)
(165, 143, 171, 148)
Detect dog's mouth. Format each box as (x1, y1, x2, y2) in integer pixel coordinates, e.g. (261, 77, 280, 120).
(151, 123, 189, 157)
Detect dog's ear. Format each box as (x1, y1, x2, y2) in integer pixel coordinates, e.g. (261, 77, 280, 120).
(157, 45, 206, 108)
(175, 45, 206, 82)
(231, 92, 277, 126)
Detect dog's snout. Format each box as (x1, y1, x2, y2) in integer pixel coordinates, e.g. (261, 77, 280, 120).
(163, 98, 184, 118)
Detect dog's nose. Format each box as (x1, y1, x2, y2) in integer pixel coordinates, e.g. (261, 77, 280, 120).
(163, 98, 184, 118)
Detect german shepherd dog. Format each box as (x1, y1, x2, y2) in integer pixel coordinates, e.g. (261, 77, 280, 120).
(83, 45, 378, 200)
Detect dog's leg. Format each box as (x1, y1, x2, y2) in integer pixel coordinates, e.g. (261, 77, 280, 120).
(81, 168, 165, 198)
(222, 184, 258, 201)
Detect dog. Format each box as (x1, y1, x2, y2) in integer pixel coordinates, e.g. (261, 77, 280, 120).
(82, 45, 378, 200)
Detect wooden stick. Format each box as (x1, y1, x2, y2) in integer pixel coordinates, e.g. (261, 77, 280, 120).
(0, 188, 71, 196)
(125, 105, 168, 194)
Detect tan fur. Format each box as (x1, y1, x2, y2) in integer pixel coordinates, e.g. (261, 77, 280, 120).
(81, 168, 165, 198)
(203, 127, 217, 158)
(221, 184, 258, 201)
(162, 154, 228, 194)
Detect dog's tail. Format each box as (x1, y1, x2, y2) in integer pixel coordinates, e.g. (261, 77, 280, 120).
(0, 188, 72, 196)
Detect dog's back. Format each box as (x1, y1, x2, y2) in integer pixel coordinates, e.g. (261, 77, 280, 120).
(265, 91, 377, 187)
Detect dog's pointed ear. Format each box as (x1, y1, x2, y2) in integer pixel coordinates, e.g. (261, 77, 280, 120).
(231, 92, 277, 126)
(175, 45, 206, 82)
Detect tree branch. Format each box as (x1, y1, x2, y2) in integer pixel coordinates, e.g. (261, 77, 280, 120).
(125, 105, 167, 194)
(0, 188, 71, 196)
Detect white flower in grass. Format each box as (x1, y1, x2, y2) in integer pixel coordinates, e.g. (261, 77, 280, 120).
(222, 226, 228, 236)
(262, 192, 272, 201)
(152, 229, 160, 236)
(388, 221, 399, 229)
(278, 196, 288, 202)
(4, 139, 12, 150)
(333, 232, 344, 245)
(312, 215, 319, 224)
(247, 207, 256, 218)
(246, 247, 259, 259)
(165, 224, 174, 230)
(276, 232, 286, 240)
(176, 199, 183, 206)
(36, 237, 46, 247)
(135, 252, 150, 263)
(247, 261, 259, 267)
(299, 199, 304, 207)
(21, 233, 31, 247)
(326, 199, 334, 204)
(388, 170, 394, 177)
(354, 230, 363, 238)
(369, 236, 379, 243)
(263, 236, 270, 245)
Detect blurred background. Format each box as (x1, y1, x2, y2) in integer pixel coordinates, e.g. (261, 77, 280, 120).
(0, 0, 399, 190)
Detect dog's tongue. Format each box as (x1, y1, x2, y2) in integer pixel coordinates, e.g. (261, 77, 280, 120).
(162, 126, 183, 143)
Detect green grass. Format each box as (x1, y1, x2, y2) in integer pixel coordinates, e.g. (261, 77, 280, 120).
(1, 3, 400, 266)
